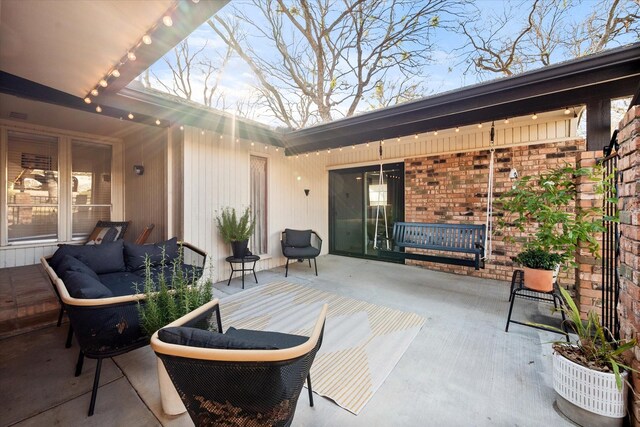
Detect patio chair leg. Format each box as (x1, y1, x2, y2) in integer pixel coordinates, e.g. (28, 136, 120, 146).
(505, 290, 517, 332)
(308, 259, 311, 268)
(57, 307, 64, 327)
(307, 373, 314, 407)
(75, 350, 84, 377)
(313, 258, 318, 276)
(65, 323, 74, 348)
(88, 358, 103, 416)
(285, 258, 289, 277)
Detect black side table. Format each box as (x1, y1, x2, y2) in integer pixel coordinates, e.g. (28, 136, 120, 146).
(225, 255, 260, 289)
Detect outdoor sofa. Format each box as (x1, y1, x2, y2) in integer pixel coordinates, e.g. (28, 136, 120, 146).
(41, 238, 206, 416)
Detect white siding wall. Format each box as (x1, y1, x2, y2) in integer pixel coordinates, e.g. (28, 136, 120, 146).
(325, 116, 574, 168)
(180, 126, 328, 282)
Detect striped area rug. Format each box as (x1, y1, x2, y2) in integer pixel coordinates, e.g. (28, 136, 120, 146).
(219, 281, 425, 415)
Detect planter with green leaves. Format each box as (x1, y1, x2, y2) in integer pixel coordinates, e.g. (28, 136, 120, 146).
(541, 287, 636, 426)
(138, 255, 213, 415)
(215, 207, 255, 258)
(497, 164, 613, 289)
(513, 248, 563, 292)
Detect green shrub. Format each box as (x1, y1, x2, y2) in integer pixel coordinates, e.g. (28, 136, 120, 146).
(514, 248, 564, 270)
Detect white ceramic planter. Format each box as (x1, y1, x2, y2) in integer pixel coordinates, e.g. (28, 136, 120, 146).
(553, 351, 628, 426)
(157, 358, 187, 415)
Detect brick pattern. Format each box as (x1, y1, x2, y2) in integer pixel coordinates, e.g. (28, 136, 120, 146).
(615, 105, 640, 425)
(404, 139, 585, 284)
(575, 151, 605, 319)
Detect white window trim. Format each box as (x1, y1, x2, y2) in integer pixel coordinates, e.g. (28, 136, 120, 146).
(248, 151, 270, 256)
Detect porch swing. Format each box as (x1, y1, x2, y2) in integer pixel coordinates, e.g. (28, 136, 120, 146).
(376, 124, 496, 270)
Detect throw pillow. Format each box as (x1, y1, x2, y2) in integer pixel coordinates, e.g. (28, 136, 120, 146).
(75, 240, 126, 274)
(86, 223, 127, 245)
(49, 244, 89, 271)
(159, 326, 278, 350)
(56, 255, 100, 281)
(285, 229, 312, 248)
(64, 271, 113, 299)
(124, 237, 179, 272)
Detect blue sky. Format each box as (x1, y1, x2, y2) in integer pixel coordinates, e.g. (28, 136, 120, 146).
(143, 0, 639, 128)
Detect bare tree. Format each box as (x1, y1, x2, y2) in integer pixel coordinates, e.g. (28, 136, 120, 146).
(209, 0, 466, 129)
(563, 0, 640, 57)
(457, 0, 639, 78)
(150, 39, 233, 107)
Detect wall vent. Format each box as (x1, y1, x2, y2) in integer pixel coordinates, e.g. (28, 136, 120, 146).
(9, 111, 28, 120)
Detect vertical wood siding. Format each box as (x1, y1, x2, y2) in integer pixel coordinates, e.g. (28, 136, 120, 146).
(181, 127, 328, 282)
(123, 127, 167, 243)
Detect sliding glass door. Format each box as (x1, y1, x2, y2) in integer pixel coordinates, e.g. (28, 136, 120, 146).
(329, 163, 404, 259)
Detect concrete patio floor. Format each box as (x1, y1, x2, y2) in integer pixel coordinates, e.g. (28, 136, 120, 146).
(1, 255, 574, 426)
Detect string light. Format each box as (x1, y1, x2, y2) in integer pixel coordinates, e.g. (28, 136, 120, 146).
(455, 127, 460, 132)
(396, 137, 401, 142)
(179, 125, 184, 131)
(316, 152, 320, 156)
(219, 135, 223, 139)
(306, 153, 309, 157)
(98, 79, 108, 88)
(142, 34, 152, 45)
(201, 130, 205, 135)
(251, 142, 255, 146)
(327, 149, 331, 154)
(127, 51, 137, 61)
(504, 118, 510, 124)
(162, 16, 173, 27)
(564, 107, 571, 115)
(339, 147, 343, 151)
(91, 89, 99, 96)
(95, 106, 102, 113)
(111, 70, 120, 78)
(366, 142, 370, 147)
(434, 130, 438, 136)
(128, 113, 134, 119)
(352, 145, 355, 149)
(477, 123, 483, 128)
(275, 147, 279, 152)
(84, 97, 91, 104)
(155, 119, 161, 125)
(532, 113, 538, 120)
(414, 134, 418, 139)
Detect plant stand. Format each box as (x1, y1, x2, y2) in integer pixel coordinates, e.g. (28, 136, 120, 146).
(553, 351, 628, 427)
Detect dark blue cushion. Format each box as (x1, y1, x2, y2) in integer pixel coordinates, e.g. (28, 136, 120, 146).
(98, 272, 143, 297)
(285, 229, 312, 248)
(158, 327, 278, 350)
(74, 240, 126, 274)
(49, 244, 89, 271)
(225, 327, 307, 349)
(64, 271, 113, 299)
(124, 238, 179, 272)
(55, 254, 100, 281)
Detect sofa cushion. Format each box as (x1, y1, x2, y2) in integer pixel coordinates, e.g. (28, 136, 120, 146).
(225, 327, 307, 349)
(159, 326, 278, 350)
(124, 238, 179, 272)
(75, 240, 126, 274)
(56, 255, 100, 282)
(98, 272, 143, 297)
(49, 244, 90, 271)
(285, 229, 312, 248)
(64, 271, 113, 299)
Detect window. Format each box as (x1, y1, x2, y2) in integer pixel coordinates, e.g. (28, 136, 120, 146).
(71, 140, 112, 239)
(2, 127, 115, 245)
(250, 155, 268, 254)
(6, 131, 59, 242)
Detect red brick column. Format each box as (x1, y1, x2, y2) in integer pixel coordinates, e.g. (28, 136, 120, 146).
(575, 150, 604, 319)
(616, 105, 640, 425)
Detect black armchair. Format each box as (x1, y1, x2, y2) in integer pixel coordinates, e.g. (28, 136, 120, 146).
(280, 229, 322, 277)
(151, 299, 327, 427)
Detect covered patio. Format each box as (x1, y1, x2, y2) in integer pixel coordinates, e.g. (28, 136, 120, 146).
(2, 254, 572, 426)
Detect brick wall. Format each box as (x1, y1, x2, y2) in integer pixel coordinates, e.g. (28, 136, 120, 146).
(404, 139, 586, 285)
(575, 151, 605, 319)
(615, 105, 640, 425)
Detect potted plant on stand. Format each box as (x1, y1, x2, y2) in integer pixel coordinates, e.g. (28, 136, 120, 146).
(542, 287, 636, 426)
(497, 164, 611, 291)
(138, 254, 213, 415)
(215, 207, 255, 258)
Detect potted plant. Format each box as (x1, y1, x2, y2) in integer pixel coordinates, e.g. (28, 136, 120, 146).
(215, 206, 255, 258)
(542, 287, 636, 426)
(138, 253, 213, 415)
(497, 164, 613, 291)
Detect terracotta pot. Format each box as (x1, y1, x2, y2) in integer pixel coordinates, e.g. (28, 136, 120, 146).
(157, 358, 186, 415)
(523, 267, 554, 292)
(231, 239, 249, 258)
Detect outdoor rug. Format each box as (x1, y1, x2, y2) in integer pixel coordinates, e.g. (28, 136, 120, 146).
(218, 281, 425, 415)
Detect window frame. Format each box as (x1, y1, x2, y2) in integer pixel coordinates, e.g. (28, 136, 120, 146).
(249, 153, 269, 256)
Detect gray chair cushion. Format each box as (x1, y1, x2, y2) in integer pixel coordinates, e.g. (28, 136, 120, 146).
(285, 229, 312, 248)
(283, 246, 320, 258)
(56, 254, 100, 282)
(158, 327, 278, 350)
(124, 237, 179, 272)
(64, 271, 113, 299)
